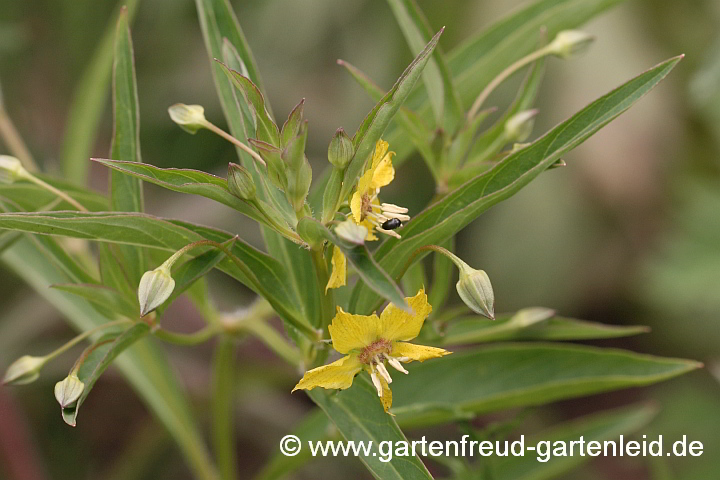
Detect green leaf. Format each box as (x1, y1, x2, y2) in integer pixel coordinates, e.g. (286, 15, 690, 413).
(437, 309, 650, 345)
(60, 0, 141, 184)
(296, 217, 408, 310)
(3, 238, 218, 480)
(219, 66, 280, 146)
(491, 404, 657, 480)
(339, 28, 443, 203)
(385, 0, 464, 131)
(389, 343, 699, 427)
(350, 56, 683, 314)
(308, 376, 434, 480)
(92, 159, 291, 234)
(109, 8, 146, 287)
(389, 0, 626, 168)
(51, 283, 139, 320)
(62, 323, 151, 426)
(0, 211, 308, 335)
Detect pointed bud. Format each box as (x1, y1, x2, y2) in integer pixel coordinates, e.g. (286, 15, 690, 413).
(138, 266, 175, 316)
(0, 155, 26, 184)
(168, 104, 208, 134)
(504, 110, 538, 143)
(3, 355, 46, 385)
(327, 128, 353, 168)
(54, 374, 85, 408)
(334, 219, 367, 245)
(227, 163, 256, 200)
(548, 30, 595, 59)
(456, 264, 495, 320)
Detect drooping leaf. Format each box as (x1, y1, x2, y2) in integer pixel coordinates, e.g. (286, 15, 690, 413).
(389, 343, 699, 427)
(308, 376, 434, 480)
(350, 56, 683, 314)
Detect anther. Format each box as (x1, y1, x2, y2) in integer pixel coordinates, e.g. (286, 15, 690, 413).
(385, 355, 409, 374)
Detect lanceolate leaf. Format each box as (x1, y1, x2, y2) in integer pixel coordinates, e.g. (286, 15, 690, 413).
(0, 180, 108, 212)
(339, 28, 443, 203)
(308, 377, 434, 480)
(109, 8, 146, 287)
(51, 283, 139, 320)
(350, 56, 683, 314)
(62, 323, 151, 426)
(296, 217, 408, 310)
(389, 343, 700, 427)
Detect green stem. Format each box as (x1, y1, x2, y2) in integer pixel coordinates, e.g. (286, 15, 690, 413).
(152, 325, 222, 346)
(467, 46, 550, 121)
(22, 172, 88, 211)
(242, 321, 303, 366)
(204, 121, 266, 167)
(311, 247, 335, 336)
(211, 337, 237, 480)
(47, 319, 131, 363)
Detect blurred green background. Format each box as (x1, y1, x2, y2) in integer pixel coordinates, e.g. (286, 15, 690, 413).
(0, 0, 719, 479)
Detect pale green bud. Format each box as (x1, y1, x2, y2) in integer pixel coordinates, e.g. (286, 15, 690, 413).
(327, 128, 353, 168)
(138, 266, 175, 316)
(227, 163, 256, 200)
(168, 104, 208, 134)
(54, 374, 85, 408)
(548, 30, 595, 59)
(504, 110, 538, 143)
(334, 218, 367, 245)
(456, 265, 495, 320)
(0, 155, 26, 184)
(3, 355, 46, 385)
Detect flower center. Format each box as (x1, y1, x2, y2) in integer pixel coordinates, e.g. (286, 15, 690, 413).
(358, 338, 391, 364)
(360, 193, 372, 220)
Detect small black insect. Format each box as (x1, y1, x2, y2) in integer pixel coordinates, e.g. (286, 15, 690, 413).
(381, 218, 402, 230)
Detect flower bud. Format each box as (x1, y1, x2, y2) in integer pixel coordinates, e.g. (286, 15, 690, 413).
(504, 110, 538, 143)
(548, 30, 595, 59)
(327, 128, 353, 168)
(138, 266, 175, 316)
(54, 374, 85, 408)
(334, 218, 367, 245)
(227, 163, 256, 200)
(168, 104, 208, 134)
(3, 355, 46, 385)
(456, 265, 495, 320)
(0, 155, 26, 184)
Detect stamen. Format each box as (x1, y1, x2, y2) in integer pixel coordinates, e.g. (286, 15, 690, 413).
(375, 361, 393, 384)
(376, 228, 402, 239)
(396, 356, 410, 362)
(370, 371, 383, 397)
(367, 211, 389, 223)
(382, 211, 410, 221)
(381, 203, 408, 214)
(385, 355, 409, 374)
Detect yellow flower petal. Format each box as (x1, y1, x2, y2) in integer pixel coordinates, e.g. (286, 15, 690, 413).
(359, 218, 378, 241)
(391, 342, 451, 362)
(379, 289, 433, 342)
(292, 355, 362, 392)
(328, 307, 382, 354)
(326, 246, 347, 292)
(377, 373, 393, 413)
(350, 190, 364, 223)
(372, 139, 389, 167)
(370, 152, 395, 190)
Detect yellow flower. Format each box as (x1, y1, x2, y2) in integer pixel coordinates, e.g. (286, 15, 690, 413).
(326, 140, 410, 291)
(325, 245, 346, 292)
(293, 289, 451, 413)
